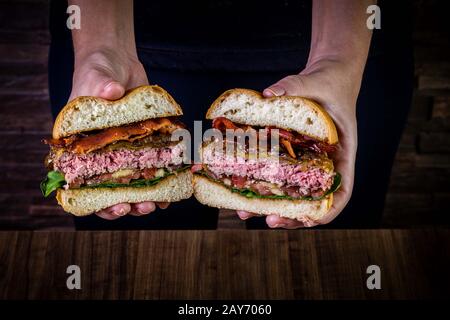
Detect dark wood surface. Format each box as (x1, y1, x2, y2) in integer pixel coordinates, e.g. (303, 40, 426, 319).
(0, 228, 448, 300)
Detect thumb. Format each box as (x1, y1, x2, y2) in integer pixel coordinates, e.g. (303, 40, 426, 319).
(95, 79, 126, 101)
(263, 74, 316, 99)
(71, 69, 126, 101)
(263, 84, 286, 97)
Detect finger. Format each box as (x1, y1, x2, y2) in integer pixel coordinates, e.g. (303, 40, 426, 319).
(263, 75, 304, 97)
(70, 70, 126, 101)
(98, 81, 126, 100)
(317, 167, 353, 225)
(266, 215, 305, 229)
(129, 202, 156, 216)
(263, 85, 286, 97)
(95, 209, 122, 220)
(156, 202, 170, 210)
(318, 178, 353, 225)
(318, 141, 356, 225)
(236, 210, 257, 220)
(263, 74, 322, 102)
(95, 203, 131, 220)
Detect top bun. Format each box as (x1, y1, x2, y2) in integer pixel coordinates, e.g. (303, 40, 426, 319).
(206, 89, 338, 144)
(52, 85, 183, 139)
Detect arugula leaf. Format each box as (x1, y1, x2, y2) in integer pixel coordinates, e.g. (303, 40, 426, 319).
(81, 165, 189, 189)
(40, 166, 191, 197)
(199, 171, 341, 201)
(40, 171, 66, 197)
(325, 172, 342, 197)
(81, 175, 164, 189)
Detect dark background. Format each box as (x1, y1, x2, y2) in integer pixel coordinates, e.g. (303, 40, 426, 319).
(0, 0, 448, 230)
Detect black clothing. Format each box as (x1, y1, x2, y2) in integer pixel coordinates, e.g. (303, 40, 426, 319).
(48, 0, 413, 229)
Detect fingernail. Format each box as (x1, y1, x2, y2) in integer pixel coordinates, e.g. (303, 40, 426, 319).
(236, 211, 249, 220)
(136, 209, 148, 215)
(115, 208, 127, 216)
(264, 86, 285, 97)
(271, 223, 286, 228)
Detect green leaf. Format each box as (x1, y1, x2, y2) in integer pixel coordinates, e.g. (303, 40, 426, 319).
(199, 171, 341, 201)
(40, 166, 190, 196)
(40, 166, 191, 197)
(325, 172, 342, 196)
(40, 171, 66, 197)
(81, 165, 191, 189)
(81, 176, 164, 189)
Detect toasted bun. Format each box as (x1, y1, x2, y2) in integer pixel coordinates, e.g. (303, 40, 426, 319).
(193, 174, 332, 226)
(206, 88, 338, 144)
(56, 170, 193, 216)
(53, 85, 183, 139)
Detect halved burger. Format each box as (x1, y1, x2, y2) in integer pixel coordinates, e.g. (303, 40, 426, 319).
(41, 85, 193, 216)
(192, 89, 341, 225)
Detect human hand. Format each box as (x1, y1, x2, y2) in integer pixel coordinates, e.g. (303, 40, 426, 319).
(237, 58, 360, 228)
(69, 48, 169, 220)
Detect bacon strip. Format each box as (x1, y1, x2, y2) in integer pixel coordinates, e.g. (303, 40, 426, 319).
(281, 138, 297, 159)
(43, 135, 77, 148)
(267, 127, 337, 153)
(212, 117, 240, 131)
(212, 117, 337, 154)
(212, 117, 255, 132)
(45, 118, 184, 154)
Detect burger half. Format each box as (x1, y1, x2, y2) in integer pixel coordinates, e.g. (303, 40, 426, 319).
(41, 85, 193, 216)
(192, 89, 341, 225)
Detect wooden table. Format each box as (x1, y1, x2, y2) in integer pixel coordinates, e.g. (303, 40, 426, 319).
(0, 229, 448, 299)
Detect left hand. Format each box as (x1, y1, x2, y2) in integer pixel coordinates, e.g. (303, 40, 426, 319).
(237, 57, 361, 228)
(69, 48, 169, 220)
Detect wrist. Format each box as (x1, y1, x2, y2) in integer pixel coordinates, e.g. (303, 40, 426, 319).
(74, 45, 139, 68)
(299, 56, 364, 112)
(70, 0, 137, 60)
(305, 52, 365, 76)
(74, 38, 138, 59)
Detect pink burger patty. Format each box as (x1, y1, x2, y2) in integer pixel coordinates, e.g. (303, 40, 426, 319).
(202, 148, 334, 197)
(54, 144, 184, 184)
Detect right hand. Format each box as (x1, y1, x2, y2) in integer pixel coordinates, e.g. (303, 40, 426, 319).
(69, 48, 169, 220)
(236, 58, 360, 228)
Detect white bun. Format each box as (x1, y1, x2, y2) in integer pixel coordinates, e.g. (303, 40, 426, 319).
(56, 170, 193, 216)
(53, 85, 183, 139)
(193, 174, 332, 226)
(206, 88, 338, 144)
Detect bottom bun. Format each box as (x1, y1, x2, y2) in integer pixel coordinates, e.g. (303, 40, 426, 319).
(193, 174, 332, 226)
(56, 170, 193, 216)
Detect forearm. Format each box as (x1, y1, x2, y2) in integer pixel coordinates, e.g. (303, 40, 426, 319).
(69, 0, 136, 59)
(308, 0, 374, 77)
